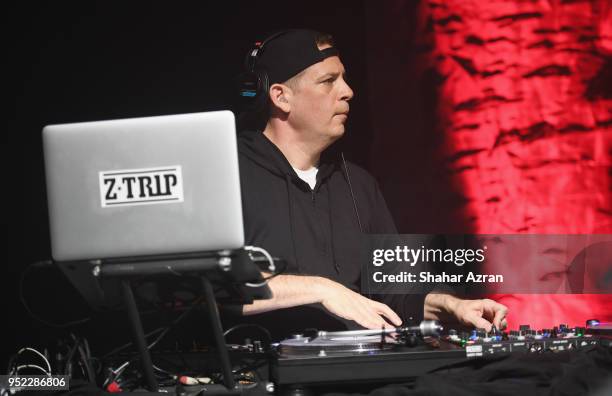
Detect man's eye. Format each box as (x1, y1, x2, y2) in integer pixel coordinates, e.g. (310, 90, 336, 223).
(323, 78, 334, 84)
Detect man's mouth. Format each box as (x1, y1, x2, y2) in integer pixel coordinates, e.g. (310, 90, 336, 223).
(335, 114, 348, 123)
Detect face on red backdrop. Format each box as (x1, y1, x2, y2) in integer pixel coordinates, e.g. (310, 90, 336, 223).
(478, 235, 612, 329)
(478, 235, 570, 294)
(478, 235, 612, 295)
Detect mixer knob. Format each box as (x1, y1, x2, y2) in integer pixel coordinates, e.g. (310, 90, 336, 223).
(529, 343, 543, 353)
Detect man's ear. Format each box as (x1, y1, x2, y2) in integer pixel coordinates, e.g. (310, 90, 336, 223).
(269, 83, 292, 113)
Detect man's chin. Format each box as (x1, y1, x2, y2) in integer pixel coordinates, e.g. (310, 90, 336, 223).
(332, 123, 347, 136)
(328, 127, 345, 142)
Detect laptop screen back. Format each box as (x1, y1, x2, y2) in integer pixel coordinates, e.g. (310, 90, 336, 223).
(43, 111, 244, 262)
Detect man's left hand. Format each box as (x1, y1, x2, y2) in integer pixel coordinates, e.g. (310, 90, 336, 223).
(447, 297, 508, 331)
(425, 294, 508, 332)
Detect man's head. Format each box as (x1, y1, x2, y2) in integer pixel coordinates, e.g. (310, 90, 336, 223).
(249, 30, 354, 146)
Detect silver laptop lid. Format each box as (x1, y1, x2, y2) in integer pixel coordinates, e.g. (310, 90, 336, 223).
(43, 111, 244, 262)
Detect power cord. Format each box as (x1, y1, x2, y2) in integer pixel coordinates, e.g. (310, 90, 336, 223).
(244, 246, 275, 272)
(244, 246, 286, 287)
(61, 334, 95, 384)
(6, 347, 52, 376)
(101, 294, 206, 381)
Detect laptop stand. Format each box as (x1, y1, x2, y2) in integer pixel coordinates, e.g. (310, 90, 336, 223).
(84, 249, 271, 393)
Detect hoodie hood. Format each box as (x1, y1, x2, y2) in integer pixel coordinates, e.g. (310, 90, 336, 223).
(238, 130, 337, 190)
(238, 130, 293, 178)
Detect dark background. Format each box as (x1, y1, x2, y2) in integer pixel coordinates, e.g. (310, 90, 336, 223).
(4, 1, 448, 369)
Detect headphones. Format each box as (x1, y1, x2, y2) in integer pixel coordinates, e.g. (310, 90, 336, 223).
(236, 31, 290, 113)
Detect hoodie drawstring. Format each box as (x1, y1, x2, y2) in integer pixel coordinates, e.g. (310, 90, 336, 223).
(285, 175, 300, 272)
(326, 179, 341, 274)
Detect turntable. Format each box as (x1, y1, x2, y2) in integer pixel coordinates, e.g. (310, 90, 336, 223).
(278, 320, 444, 357)
(271, 321, 467, 389)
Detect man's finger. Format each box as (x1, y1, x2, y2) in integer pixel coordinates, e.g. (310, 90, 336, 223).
(482, 300, 508, 329)
(374, 302, 402, 326)
(351, 308, 378, 330)
(362, 315, 390, 330)
(492, 305, 508, 329)
(500, 318, 508, 330)
(466, 314, 493, 332)
(366, 308, 395, 330)
(355, 301, 386, 330)
(356, 318, 377, 330)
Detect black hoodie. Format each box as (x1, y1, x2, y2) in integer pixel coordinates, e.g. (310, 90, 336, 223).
(232, 130, 425, 339)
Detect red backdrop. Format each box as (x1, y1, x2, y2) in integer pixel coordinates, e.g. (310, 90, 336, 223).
(366, 0, 612, 329)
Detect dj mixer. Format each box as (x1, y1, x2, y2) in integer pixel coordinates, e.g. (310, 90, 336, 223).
(446, 321, 603, 357)
(271, 319, 611, 391)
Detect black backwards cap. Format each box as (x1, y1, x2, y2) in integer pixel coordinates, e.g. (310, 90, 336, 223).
(236, 29, 340, 120)
(255, 29, 339, 84)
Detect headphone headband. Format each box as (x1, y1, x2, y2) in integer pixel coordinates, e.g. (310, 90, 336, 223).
(244, 30, 290, 73)
(237, 29, 338, 113)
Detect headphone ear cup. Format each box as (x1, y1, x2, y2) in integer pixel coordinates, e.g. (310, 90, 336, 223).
(237, 31, 290, 115)
(255, 68, 270, 111)
(236, 68, 269, 113)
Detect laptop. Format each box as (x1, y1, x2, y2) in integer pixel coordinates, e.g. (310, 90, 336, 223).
(43, 111, 244, 262)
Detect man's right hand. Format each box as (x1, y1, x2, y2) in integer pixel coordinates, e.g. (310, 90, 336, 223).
(317, 277, 403, 329)
(242, 274, 402, 330)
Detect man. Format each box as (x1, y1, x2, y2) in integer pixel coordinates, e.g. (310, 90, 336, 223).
(235, 29, 507, 337)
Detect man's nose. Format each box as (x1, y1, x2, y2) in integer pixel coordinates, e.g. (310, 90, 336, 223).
(340, 78, 354, 101)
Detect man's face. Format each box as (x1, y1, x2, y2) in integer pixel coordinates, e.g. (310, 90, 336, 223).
(286, 52, 354, 143)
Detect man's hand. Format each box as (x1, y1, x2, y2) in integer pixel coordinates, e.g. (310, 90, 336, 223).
(318, 277, 402, 329)
(447, 297, 508, 331)
(425, 294, 508, 332)
(242, 274, 402, 330)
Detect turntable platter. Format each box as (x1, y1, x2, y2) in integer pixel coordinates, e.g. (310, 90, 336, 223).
(279, 335, 396, 357)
